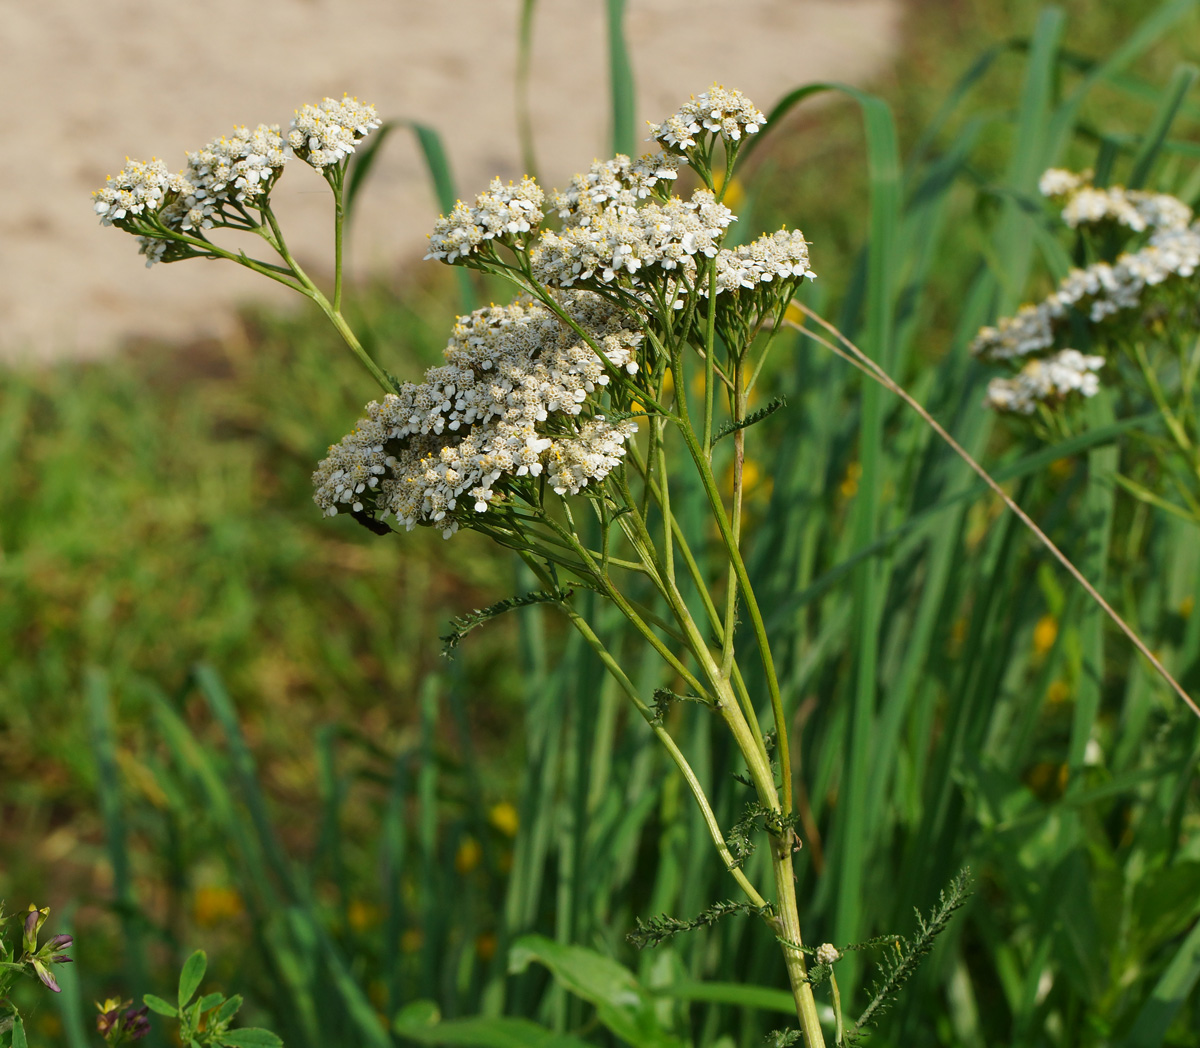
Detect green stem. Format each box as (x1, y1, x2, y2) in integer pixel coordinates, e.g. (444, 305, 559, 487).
(674, 358, 793, 816)
(559, 602, 769, 908)
(259, 205, 396, 394)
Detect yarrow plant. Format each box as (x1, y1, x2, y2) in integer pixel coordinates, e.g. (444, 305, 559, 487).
(96, 84, 980, 1047)
(975, 168, 1200, 523)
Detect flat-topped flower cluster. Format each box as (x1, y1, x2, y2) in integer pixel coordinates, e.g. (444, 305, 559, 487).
(975, 170, 1200, 415)
(316, 85, 815, 538)
(422, 85, 812, 305)
(93, 96, 380, 265)
(313, 292, 641, 537)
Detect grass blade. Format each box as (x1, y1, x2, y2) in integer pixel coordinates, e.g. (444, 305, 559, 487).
(605, 0, 636, 156)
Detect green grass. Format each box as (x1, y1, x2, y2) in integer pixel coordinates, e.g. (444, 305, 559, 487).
(3, 3, 1200, 1047)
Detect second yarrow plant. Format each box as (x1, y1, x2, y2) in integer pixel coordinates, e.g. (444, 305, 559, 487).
(94, 88, 964, 1046)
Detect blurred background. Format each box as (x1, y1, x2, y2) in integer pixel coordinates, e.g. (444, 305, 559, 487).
(2, 1, 1200, 1045)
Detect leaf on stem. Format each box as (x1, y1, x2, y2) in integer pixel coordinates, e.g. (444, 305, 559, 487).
(710, 395, 788, 446)
(441, 589, 573, 655)
(851, 868, 973, 1034)
(627, 900, 769, 949)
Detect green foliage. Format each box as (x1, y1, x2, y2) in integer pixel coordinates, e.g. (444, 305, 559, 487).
(850, 870, 973, 1035)
(139, 951, 281, 1048)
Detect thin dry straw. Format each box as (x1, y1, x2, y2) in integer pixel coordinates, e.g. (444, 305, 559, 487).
(784, 300, 1200, 721)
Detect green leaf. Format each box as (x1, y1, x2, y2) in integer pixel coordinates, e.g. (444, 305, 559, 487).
(178, 950, 207, 1009)
(143, 995, 179, 1018)
(344, 121, 397, 226)
(605, 0, 635, 156)
(11, 1016, 26, 1048)
(197, 992, 225, 1014)
(403, 120, 476, 312)
(652, 980, 797, 1015)
(393, 1010, 592, 1048)
(214, 995, 243, 1027)
(1121, 915, 1200, 1048)
(218, 1029, 284, 1048)
(508, 935, 685, 1048)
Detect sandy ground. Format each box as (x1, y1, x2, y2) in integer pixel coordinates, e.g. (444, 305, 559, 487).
(0, 0, 900, 363)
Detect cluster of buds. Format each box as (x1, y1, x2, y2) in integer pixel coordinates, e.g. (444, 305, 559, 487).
(96, 998, 151, 1044)
(1, 903, 74, 993)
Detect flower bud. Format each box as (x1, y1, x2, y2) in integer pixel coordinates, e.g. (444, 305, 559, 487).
(815, 942, 840, 966)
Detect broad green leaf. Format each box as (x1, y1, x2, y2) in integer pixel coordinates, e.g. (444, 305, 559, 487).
(219, 1028, 284, 1048)
(143, 995, 178, 1018)
(178, 950, 207, 1009)
(11, 1015, 26, 1048)
(509, 935, 685, 1048)
(653, 980, 797, 1015)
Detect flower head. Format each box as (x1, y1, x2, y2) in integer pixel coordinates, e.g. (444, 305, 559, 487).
(92, 159, 191, 227)
(288, 95, 381, 168)
(984, 349, 1105, 415)
(183, 123, 288, 213)
(426, 177, 545, 263)
(313, 292, 640, 537)
(649, 85, 766, 152)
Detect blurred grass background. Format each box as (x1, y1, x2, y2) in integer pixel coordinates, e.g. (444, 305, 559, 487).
(3, 1, 1200, 1045)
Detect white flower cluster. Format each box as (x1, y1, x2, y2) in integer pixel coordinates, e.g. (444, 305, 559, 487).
(312, 292, 640, 537)
(425, 177, 546, 263)
(552, 153, 685, 225)
(530, 189, 734, 287)
(93, 158, 189, 225)
(972, 223, 1200, 361)
(706, 228, 814, 294)
(288, 96, 381, 168)
(984, 349, 1105, 415)
(1037, 168, 1091, 198)
(1039, 168, 1192, 232)
(181, 124, 288, 222)
(649, 85, 766, 151)
(973, 171, 1200, 362)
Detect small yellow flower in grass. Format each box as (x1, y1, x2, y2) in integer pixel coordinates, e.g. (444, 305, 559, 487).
(489, 801, 519, 837)
(1180, 596, 1194, 619)
(475, 932, 497, 961)
(193, 885, 243, 927)
(455, 836, 482, 874)
(840, 461, 862, 499)
(400, 928, 424, 953)
(348, 900, 379, 932)
(1049, 457, 1074, 481)
(1032, 614, 1058, 655)
(1046, 679, 1071, 704)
